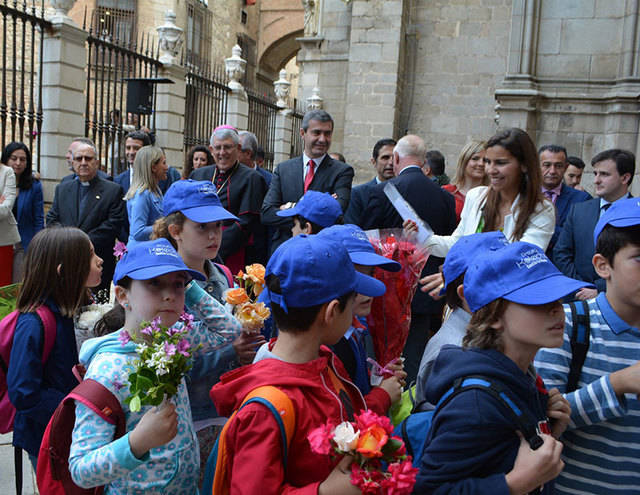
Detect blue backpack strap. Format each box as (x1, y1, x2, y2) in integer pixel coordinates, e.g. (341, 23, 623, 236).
(434, 375, 543, 451)
(567, 300, 590, 393)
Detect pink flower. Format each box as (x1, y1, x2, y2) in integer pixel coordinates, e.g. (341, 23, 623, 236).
(381, 460, 418, 495)
(177, 338, 191, 356)
(113, 241, 127, 260)
(118, 330, 131, 345)
(151, 316, 162, 330)
(307, 421, 335, 455)
(164, 342, 177, 357)
(355, 409, 394, 436)
(179, 311, 194, 327)
(140, 325, 153, 336)
(351, 464, 384, 494)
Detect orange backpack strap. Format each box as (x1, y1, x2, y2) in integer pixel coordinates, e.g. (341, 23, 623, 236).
(212, 386, 295, 495)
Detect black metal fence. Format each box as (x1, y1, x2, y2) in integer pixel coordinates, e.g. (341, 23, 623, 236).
(0, 0, 50, 171)
(83, 9, 161, 176)
(290, 99, 305, 158)
(183, 63, 229, 157)
(247, 87, 279, 171)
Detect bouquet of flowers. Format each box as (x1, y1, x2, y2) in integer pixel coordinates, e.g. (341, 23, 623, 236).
(0, 283, 21, 320)
(224, 263, 270, 333)
(119, 312, 199, 412)
(74, 301, 113, 351)
(308, 410, 418, 494)
(365, 229, 429, 366)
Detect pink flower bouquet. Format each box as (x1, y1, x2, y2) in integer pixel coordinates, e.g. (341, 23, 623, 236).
(308, 410, 418, 494)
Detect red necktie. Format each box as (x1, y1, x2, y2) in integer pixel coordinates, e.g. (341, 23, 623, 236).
(304, 159, 315, 193)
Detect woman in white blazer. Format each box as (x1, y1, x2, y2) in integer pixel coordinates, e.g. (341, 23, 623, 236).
(0, 161, 21, 285)
(422, 128, 555, 294)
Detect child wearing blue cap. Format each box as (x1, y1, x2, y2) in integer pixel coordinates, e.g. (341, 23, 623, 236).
(68, 239, 217, 492)
(276, 189, 343, 236)
(152, 179, 265, 473)
(316, 224, 406, 399)
(210, 234, 394, 493)
(414, 231, 508, 406)
(416, 241, 592, 494)
(535, 198, 640, 495)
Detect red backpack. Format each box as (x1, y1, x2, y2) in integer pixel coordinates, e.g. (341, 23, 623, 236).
(0, 306, 57, 495)
(37, 376, 126, 495)
(0, 306, 57, 434)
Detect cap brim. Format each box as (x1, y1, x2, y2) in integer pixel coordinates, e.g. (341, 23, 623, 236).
(354, 271, 386, 298)
(350, 251, 402, 272)
(181, 205, 239, 224)
(276, 208, 297, 218)
(122, 264, 206, 282)
(503, 273, 593, 305)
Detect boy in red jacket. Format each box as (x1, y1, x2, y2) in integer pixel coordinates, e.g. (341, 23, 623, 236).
(210, 234, 403, 494)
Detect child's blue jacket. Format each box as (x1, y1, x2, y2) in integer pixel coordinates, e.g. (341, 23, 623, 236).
(415, 345, 554, 495)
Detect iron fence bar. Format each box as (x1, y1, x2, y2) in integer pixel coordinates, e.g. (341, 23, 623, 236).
(18, 0, 25, 142)
(10, 1, 17, 142)
(2, 4, 8, 151)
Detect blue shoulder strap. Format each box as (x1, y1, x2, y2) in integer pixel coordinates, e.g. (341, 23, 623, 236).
(567, 300, 590, 393)
(239, 397, 289, 463)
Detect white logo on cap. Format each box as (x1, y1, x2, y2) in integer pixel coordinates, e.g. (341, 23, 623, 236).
(149, 246, 180, 258)
(197, 184, 217, 196)
(350, 230, 369, 242)
(516, 249, 547, 269)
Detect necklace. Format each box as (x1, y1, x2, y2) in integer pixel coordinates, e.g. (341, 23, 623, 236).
(211, 162, 239, 194)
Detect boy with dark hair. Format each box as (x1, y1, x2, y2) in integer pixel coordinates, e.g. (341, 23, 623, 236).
(276, 190, 343, 236)
(535, 198, 640, 494)
(210, 235, 397, 493)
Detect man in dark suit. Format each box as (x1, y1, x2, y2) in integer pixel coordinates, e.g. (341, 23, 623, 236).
(46, 142, 126, 295)
(361, 135, 457, 383)
(344, 138, 396, 226)
(190, 125, 267, 271)
(261, 109, 354, 253)
(554, 148, 635, 299)
(538, 144, 591, 257)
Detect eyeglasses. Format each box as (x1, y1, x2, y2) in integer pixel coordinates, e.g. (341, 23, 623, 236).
(74, 155, 96, 162)
(212, 144, 236, 152)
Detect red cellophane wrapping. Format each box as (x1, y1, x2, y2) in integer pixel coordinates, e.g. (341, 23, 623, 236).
(365, 229, 430, 366)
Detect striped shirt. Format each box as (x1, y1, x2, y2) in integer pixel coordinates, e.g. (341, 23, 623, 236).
(534, 293, 640, 494)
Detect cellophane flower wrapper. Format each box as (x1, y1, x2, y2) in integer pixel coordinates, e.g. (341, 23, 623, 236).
(120, 313, 200, 412)
(307, 410, 418, 494)
(365, 229, 429, 366)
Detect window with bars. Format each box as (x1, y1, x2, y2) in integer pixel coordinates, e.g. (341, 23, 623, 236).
(186, 0, 212, 70)
(94, 0, 136, 45)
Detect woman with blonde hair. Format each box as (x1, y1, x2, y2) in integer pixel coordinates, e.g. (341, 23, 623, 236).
(443, 140, 488, 223)
(125, 145, 168, 246)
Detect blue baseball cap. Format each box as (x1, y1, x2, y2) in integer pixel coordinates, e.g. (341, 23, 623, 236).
(464, 242, 593, 312)
(113, 238, 205, 285)
(163, 180, 238, 224)
(276, 190, 342, 228)
(593, 197, 640, 245)
(440, 232, 509, 296)
(317, 224, 401, 272)
(264, 234, 386, 312)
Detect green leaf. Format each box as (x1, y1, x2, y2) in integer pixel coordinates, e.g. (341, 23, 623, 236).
(130, 395, 141, 412)
(136, 374, 154, 391)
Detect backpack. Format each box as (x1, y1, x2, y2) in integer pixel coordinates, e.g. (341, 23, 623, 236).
(201, 386, 295, 495)
(36, 375, 126, 495)
(566, 300, 591, 393)
(393, 375, 544, 469)
(0, 306, 56, 495)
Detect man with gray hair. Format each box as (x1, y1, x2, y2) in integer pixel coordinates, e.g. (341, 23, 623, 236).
(239, 130, 272, 187)
(362, 135, 457, 383)
(191, 125, 267, 271)
(261, 109, 354, 253)
(62, 137, 112, 182)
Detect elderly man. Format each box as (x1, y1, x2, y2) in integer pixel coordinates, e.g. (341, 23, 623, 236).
(261, 109, 354, 253)
(190, 125, 267, 271)
(46, 142, 126, 294)
(239, 130, 272, 187)
(361, 135, 456, 383)
(61, 137, 111, 181)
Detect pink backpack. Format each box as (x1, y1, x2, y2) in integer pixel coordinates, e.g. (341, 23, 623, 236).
(0, 306, 56, 433)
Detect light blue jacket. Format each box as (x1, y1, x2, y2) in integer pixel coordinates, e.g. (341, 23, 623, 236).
(126, 188, 163, 246)
(69, 282, 241, 493)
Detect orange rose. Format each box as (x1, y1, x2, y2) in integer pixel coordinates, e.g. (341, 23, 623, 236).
(244, 264, 266, 285)
(252, 302, 271, 320)
(235, 302, 264, 332)
(355, 425, 388, 458)
(225, 288, 249, 305)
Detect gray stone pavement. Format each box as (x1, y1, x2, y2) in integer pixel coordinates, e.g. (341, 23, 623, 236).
(0, 433, 38, 494)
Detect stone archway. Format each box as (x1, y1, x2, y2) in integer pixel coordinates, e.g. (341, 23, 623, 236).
(258, 0, 304, 78)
